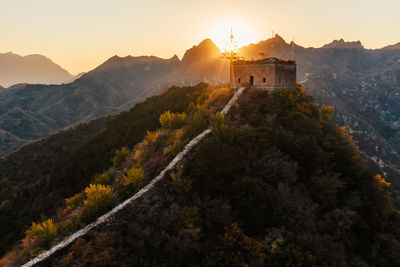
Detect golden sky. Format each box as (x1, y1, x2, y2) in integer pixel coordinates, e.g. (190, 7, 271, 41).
(2, 0, 399, 74)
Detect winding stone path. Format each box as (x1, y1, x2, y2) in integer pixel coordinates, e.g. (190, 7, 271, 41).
(22, 87, 245, 267)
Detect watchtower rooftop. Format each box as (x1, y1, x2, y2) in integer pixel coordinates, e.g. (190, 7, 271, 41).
(230, 57, 296, 90)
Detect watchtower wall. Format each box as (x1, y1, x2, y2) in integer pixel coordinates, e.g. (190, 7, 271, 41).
(230, 58, 296, 90)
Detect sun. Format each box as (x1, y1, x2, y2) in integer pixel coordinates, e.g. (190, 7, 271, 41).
(207, 20, 259, 52)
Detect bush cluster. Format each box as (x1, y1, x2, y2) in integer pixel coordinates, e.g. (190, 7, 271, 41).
(83, 184, 113, 221)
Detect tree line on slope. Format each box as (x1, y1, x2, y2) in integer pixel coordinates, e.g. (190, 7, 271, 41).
(0, 83, 216, 257)
(42, 86, 400, 266)
(0, 84, 233, 265)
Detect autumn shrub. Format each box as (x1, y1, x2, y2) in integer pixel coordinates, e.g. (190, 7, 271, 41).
(121, 166, 146, 190)
(183, 110, 208, 139)
(24, 219, 58, 247)
(144, 155, 167, 175)
(204, 87, 232, 112)
(65, 192, 84, 208)
(209, 112, 235, 144)
(93, 167, 115, 185)
(159, 111, 187, 129)
(196, 91, 209, 107)
(375, 174, 391, 187)
(82, 184, 113, 221)
(163, 139, 185, 157)
(134, 130, 170, 163)
(112, 147, 130, 167)
(59, 215, 79, 231)
(0, 249, 22, 267)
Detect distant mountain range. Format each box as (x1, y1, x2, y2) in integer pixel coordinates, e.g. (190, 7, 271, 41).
(383, 42, 400, 50)
(322, 39, 364, 49)
(239, 34, 400, 187)
(3, 35, 400, 190)
(0, 52, 74, 87)
(0, 40, 228, 155)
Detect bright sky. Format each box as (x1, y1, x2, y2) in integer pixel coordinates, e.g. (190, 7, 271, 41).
(1, 0, 399, 74)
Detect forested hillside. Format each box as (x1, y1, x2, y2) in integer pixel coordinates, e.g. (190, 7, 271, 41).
(3, 85, 400, 266)
(0, 83, 217, 258)
(239, 35, 400, 191)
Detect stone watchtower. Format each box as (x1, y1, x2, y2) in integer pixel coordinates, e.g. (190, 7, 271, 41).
(230, 57, 296, 90)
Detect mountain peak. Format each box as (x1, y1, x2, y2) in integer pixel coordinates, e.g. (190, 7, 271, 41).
(382, 42, 400, 50)
(169, 54, 180, 61)
(238, 33, 291, 60)
(323, 39, 364, 49)
(273, 34, 286, 43)
(198, 38, 216, 47)
(181, 38, 221, 65)
(0, 52, 73, 87)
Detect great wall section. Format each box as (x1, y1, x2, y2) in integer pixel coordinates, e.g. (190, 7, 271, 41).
(22, 87, 246, 267)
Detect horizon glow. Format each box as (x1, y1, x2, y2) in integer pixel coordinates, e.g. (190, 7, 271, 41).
(1, 0, 400, 74)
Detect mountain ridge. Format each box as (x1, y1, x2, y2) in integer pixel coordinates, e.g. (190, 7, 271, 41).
(322, 38, 364, 49)
(0, 52, 73, 88)
(3, 35, 400, 192)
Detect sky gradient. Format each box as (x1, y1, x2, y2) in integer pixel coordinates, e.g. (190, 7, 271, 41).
(1, 0, 400, 74)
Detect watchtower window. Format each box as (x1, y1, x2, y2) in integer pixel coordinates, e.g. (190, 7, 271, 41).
(249, 76, 254, 86)
(238, 78, 241, 84)
(263, 77, 266, 83)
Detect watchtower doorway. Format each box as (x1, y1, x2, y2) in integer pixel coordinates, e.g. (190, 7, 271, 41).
(249, 76, 254, 86)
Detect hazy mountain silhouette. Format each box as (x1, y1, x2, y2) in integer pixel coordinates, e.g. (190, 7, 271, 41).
(3, 35, 400, 190)
(0, 52, 74, 87)
(0, 54, 184, 155)
(64, 72, 86, 84)
(383, 42, 400, 50)
(180, 38, 229, 83)
(322, 39, 364, 49)
(239, 34, 294, 60)
(0, 42, 228, 156)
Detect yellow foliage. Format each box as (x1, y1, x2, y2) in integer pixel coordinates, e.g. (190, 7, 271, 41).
(163, 139, 185, 156)
(0, 249, 21, 267)
(24, 219, 58, 246)
(65, 192, 84, 208)
(210, 112, 235, 143)
(83, 184, 113, 215)
(92, 167, 115, 185)
(121, 166, 146, 187)
(375, 174, 391, 187)
(134, 129, 170, 163)
(112, 147, 130, 167)
(321, 104, 334, 120)
(159, 111, 187, 129)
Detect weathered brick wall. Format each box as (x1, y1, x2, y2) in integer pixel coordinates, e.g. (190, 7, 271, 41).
(231, 59, 296, 90)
